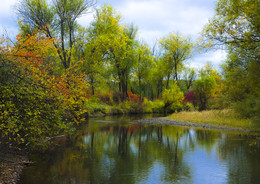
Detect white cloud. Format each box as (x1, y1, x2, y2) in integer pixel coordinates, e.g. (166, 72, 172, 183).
(189, 50, 228, 69)
(77, 12, 96, 27)
(117, 0, 214, 40)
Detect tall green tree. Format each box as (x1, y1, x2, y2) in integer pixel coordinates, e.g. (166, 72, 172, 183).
(150, 57, 165, 99)
(159, 33, 193, 88)
(85, 5, 136, 100)
(133, 43, 153, 101)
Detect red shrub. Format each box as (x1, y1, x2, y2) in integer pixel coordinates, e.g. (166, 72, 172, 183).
(183, 91, 195, 104)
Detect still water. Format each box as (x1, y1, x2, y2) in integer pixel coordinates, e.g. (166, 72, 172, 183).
(18, 115, 260, 184)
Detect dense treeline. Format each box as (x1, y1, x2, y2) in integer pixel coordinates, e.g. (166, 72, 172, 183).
(0, 0, 259, 148)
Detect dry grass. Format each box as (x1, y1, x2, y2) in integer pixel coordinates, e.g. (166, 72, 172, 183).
(168, 109, 256, 131)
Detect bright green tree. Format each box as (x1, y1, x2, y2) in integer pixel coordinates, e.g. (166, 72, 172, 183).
(85, 5, 136, 100)
(133, 43, 153, 101)
(150, 56, 165, 99)
(159, 33, 193, 88)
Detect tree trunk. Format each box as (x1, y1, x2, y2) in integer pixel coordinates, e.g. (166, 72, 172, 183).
(166, 74, 170, 89)
(60, 20, 68, 69)
(91, 78, 94, 95)
(146, 82, 149, 100)
(174, 62, 178, 81)
(139, 74, 142, 102)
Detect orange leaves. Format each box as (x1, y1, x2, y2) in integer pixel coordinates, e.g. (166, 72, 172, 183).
(1, 30, 89, 107)
(127, 90, 140, 102)
(14, 31, 57, 61)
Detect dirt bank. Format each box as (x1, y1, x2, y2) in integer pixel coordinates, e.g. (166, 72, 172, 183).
(0, 147, 30, 184)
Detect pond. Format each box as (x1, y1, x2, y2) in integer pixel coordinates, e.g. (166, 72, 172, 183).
(18, 115, 260, 184)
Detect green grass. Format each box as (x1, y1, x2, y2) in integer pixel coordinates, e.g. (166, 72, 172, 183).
(168, 109, 258, 131)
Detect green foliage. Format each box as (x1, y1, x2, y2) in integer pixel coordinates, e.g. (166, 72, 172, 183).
(149, 57, 165, 98)
(85, 5, 137, 99)
(233, 94, 260, 126)
(0, 81, 71, 148)
(202, 0, 260, 125)
(151, 100, 165, 113)
(142, 99, 153, 113)
(162, 82, 184, 114)
(202, 0, 260, 50)
(159, 32, 194, 86)
(183, 102, 195, 111)
(133, 43, 154, 100)
(141, 99, 165, 113)
(194, 75, 216, 111)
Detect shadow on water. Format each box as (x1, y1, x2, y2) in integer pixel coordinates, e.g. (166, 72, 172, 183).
(18, 115, 260, 184)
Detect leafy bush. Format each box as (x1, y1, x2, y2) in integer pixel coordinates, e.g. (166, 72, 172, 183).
(183, 102, 194, 111)
(0, 32, 88, 149)
(194, 75, 216, 111)
(142, 99, 153, 113)
(151, 100, 165, 113)
(162, 82, 184, 114)
(233, 94, 260, 127)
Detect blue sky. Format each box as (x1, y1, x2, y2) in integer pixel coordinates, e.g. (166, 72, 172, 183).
(0, 0, 227, 69)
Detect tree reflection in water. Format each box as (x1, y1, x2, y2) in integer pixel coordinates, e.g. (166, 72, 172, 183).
(18, 116, 260, 184)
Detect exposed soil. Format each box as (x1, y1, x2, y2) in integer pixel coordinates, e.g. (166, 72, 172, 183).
(0, 146, 29, 184)
(138, 117, 251, 132)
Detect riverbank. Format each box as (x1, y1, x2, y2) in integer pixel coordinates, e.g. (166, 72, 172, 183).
(0, 147, 30, 184)
(139, 109, 259, 133)
(139, 117, 251, 132)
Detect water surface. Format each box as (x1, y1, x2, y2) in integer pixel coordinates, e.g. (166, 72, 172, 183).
(18, 115, 260, 184)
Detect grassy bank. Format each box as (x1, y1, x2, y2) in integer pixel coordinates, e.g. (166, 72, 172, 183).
(168, 109, 259, 132)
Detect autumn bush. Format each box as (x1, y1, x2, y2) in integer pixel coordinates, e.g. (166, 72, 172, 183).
(0, 32, 88, 148)
(127, 90, 140, 102)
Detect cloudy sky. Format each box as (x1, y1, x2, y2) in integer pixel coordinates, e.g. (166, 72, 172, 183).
(0, 0, 227, 69)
